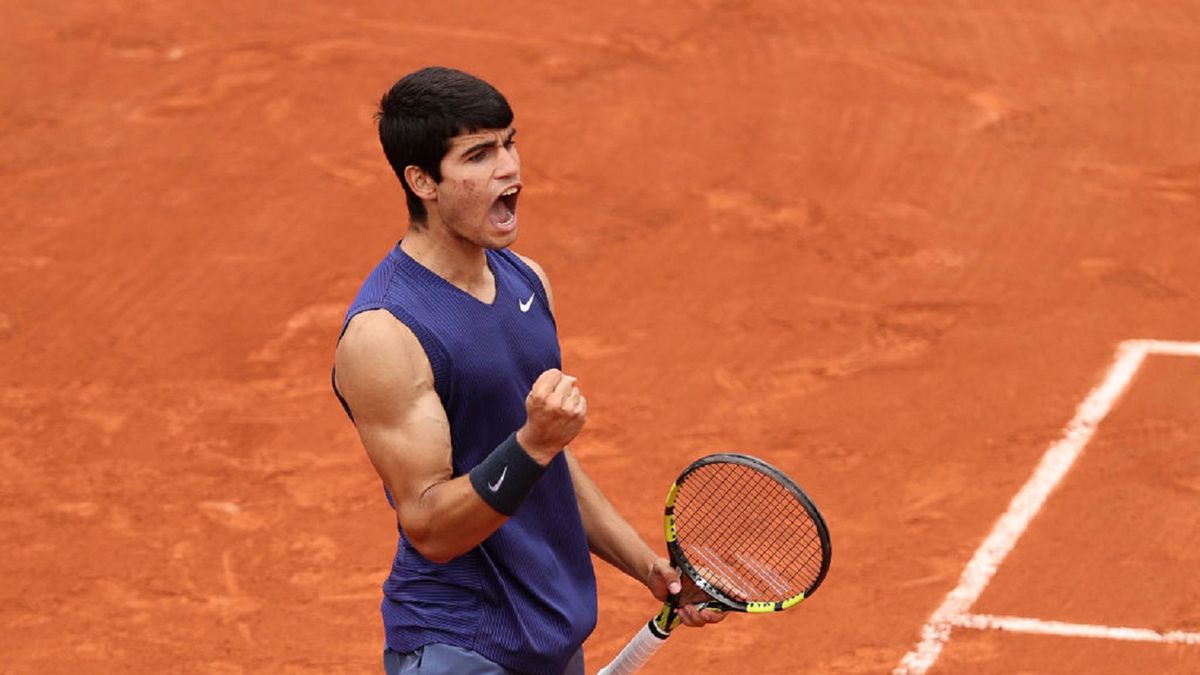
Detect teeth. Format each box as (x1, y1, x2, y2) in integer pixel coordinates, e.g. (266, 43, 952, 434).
(500, 186, 519, 197)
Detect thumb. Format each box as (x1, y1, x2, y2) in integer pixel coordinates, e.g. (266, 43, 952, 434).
(661, 566, 682, 595)
(650, 560, 682, 595)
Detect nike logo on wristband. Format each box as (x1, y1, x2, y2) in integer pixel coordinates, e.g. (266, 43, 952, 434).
(488, 466, 508, 492)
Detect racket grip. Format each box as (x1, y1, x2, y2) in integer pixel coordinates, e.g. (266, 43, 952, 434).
(597, 621, 669, 675)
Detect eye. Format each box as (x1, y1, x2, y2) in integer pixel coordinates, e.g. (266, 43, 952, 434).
(468, 150, 487, 163)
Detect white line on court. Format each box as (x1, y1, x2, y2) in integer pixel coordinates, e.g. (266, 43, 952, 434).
(1134, 339, 1200, 358)
(953, 614, 1200, 645)
(892, 339, 1200, 674)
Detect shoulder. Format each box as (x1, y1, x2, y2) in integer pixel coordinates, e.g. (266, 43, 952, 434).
(339, 308, 418, 353)
(513, 253, 550, 286)
(512, 252, 555, 311)
(335, 310, 433, 409)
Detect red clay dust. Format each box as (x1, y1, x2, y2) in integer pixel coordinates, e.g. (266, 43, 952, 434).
(3, 2, 1200, 673)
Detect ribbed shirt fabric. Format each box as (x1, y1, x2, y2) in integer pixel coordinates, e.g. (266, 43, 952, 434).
(334, 243, 598, 675)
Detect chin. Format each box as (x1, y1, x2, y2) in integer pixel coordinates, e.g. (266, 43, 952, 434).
(483, 221, 519, 249)
(490, 228, 519, 250)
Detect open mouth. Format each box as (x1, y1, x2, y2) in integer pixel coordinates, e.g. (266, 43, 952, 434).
(489, 185, 520, 228)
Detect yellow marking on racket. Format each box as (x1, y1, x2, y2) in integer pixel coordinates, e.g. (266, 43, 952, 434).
(746, 594, 805, 613)
(663, 482, 680, 543)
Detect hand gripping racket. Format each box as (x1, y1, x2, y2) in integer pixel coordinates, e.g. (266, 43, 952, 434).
(598, 453, 832, 675)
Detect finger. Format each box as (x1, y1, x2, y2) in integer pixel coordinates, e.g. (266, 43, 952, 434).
(678, 604, 705, 627)
(658, 564, 682, 596)
(567, 390, 586, 414)
(528, 369, 563, 400)
(547, 374, 578, 408)
(700, 607, 728, 624)
(677, 604, 696, 625)
(552, 374, 577, 399)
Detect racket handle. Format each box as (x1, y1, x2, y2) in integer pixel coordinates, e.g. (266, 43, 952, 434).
(597, 620, 669, 675)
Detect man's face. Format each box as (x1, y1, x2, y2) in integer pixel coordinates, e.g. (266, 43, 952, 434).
(430, 126, 522, 249)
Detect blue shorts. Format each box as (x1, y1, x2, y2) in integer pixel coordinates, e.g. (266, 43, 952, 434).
(383, 643, 585, 675)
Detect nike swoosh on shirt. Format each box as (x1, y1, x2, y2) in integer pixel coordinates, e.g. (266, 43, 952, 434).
(488, 466, 508, 492)
(519, 293, 535, 312)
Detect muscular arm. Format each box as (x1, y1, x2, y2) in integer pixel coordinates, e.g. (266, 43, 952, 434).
(336, 307, 585, 564)
(334, 310, 507, 563)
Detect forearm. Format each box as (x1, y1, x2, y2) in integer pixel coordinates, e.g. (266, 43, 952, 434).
(394, 434, 549, 563)
(565, 451, 659, 585)
(397, 474, 511, 564)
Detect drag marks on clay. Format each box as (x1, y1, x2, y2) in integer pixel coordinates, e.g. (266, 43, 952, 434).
(821, 645, 909, 675)
(819, 48, 995, 105)
(0, 255, 52, 273)
(103, 36, 187, 63)
(1075, 258, 1187, 301)
(699, 189, 972, 293)
(351, 17, 609, 51)
(804, 439, 866, 475)
(199, 501, 268, 533)
(125, 42, 327, 123)
(696, 300, 972, 449)
(1077, 161, 1200, 205)
(966, 92, 1051, 144)
(560, 335, 630, 361)
(128, 71, 276, 122)
(814, 223, 968, 290)
(704, 189, 826, 237)
(51, 501, 101, 518)
(356, 16, 704, 71)
(774, 302, 965, 384)
(248, 302, 344, 371)
(780, 19, 1040, 138)
(306, 152, 384, 188)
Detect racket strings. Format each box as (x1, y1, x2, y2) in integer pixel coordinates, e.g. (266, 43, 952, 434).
(673, 463, 825, 603)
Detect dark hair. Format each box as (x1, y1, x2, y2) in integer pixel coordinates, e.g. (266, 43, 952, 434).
(376, 67, 514, 225)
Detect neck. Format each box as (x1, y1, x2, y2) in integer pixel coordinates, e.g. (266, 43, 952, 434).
(400, 222, 494, 299)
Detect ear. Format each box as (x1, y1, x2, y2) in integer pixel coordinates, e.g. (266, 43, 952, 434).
(403, 165, 438, 202)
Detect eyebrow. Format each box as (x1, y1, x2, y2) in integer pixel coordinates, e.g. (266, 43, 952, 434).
(458, 129, 517, 159)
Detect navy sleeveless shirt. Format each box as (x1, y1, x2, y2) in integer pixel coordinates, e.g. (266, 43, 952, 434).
(334, 244, 597, 674)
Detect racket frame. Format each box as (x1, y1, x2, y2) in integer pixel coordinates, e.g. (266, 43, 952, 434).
(663, 452, 832, 614)
(597, 453, 832, 675)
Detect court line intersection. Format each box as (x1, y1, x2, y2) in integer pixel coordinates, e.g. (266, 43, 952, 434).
(896, 339, 1200, 674)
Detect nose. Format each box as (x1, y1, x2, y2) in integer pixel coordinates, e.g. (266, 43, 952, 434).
(495, 144, 520, 178)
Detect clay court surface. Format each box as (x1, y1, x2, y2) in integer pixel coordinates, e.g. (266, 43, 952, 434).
(3, 2, 1200, 673)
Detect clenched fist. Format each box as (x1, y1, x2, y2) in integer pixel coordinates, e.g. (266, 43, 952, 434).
(516, 369, 587, 464)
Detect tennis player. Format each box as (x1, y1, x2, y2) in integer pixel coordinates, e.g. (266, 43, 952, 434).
(332, 67, 724, 675)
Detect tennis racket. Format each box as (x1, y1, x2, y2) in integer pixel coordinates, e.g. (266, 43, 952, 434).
(597, 453, 831, 675)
